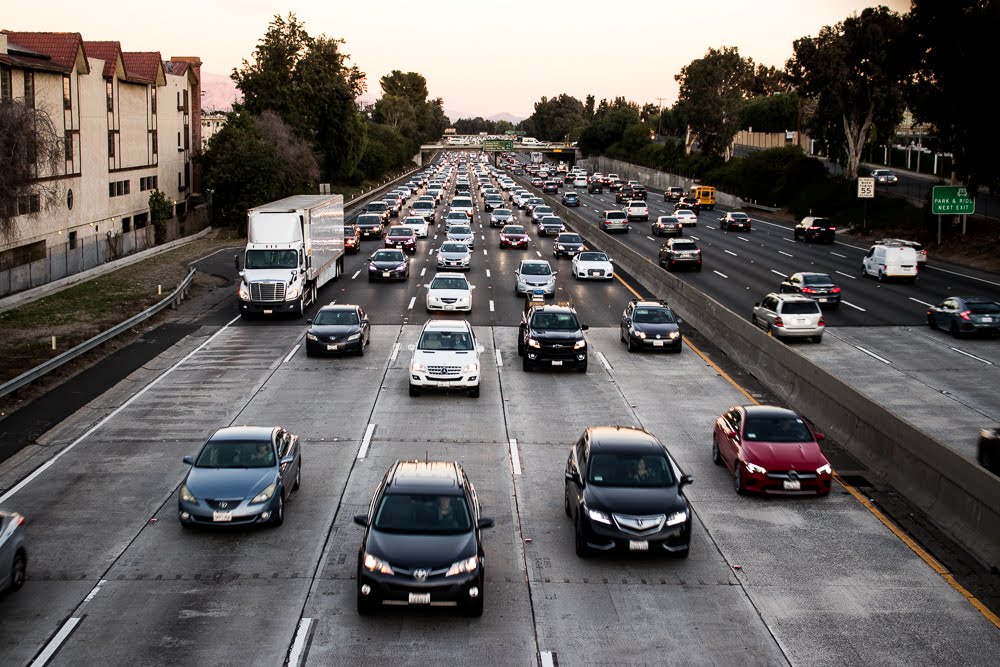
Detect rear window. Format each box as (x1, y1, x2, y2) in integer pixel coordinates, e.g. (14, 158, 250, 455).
(606, 212, 627, 220)
(803, 274, 833, 285)
(671, 242, 698, 251)
(780, 301, 821, 315)
(969, 302, 1000, 314)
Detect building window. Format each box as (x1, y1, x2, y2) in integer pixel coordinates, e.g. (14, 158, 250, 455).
(150, 130, 158, 154)
(121, 217, 131, 232)
(64, 134, 73, 160)
(63, 76, 72, 110)
(0, 65, 11, 102)
(177, 131, 181, 150)
(183, 124, 190, 150)
(23, 72, 35, 107)
(108, 180, 130, 198)
(151, 87, 157, 114)
(106, 80, 113, 112)
(178, 172, 183, 190)
(68, 231, 78, 250)
(17, 194, 41, 215)
(176, 91, 182, 111)
(183, 89, 189, 113)
(133, 212, 148, 228)
(108, 131, 116, 158)
(67, 189, 74, 210)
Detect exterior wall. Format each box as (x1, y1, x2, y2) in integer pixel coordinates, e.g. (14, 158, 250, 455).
(201, 111, 226, 149)
(157, 71, 192, 211)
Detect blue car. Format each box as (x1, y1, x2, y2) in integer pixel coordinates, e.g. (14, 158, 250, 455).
(179, 426, 301, 528)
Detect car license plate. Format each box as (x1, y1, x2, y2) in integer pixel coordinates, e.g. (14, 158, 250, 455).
(382, 271, 390, 278)
(629, 540, 649, 551)
(263, 309, 272, 315)
(213, 511, 232, 522)
(437, 380, 452, 387)
(984, 317, 993, 323)
(327, 344, 339, 351)
(551, 360, 563, 366)
(408, 592, 431, 605)
(653, 341, 665, 347)
(819, 298, 828, 302)
(783, 480, 801, 491)
(589, 270, 599, 276)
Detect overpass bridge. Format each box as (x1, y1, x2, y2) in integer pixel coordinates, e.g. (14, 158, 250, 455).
(416, 142, 580, 166)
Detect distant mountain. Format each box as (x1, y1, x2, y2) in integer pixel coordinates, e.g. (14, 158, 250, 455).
(489, 112, 524, 124)
(445, 109, 525, 124)
(200, 71, 240, 112)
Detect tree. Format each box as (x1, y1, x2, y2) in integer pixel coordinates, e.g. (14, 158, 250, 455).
(786, 6, 908, 179)
(357, 121, 412, 180)
(740, 92, 799, 133)
(148, 189, 174, 244)
(0, 101, 64, 243)
(577, 106, 641, 155)
(524, 94, 585, 142)
(906, 0, 1000, 191)
(675, 47, 755, 159)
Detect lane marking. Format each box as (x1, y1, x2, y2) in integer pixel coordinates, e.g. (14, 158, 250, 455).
(357, 424, 376, 459)
(690, 235, 700, 241)
(831, 252, 847, 258)
(724, 250, 738, 256)
(486, 269, 491, 278)
(283, 345, 300, 364)
(646, 236, 656, 242)
(287, 617, 314, 667)
(783, 237, 795, 243)
(950, 347, 993, 365)
(82, 579, 106, 603)
(0, 315, 242, 505)
(713, 270, 729, 279)
(540, 651, 556, 667)
(909, 296, 934, 308)
(29, 617, 82, 667)
(420, 267, 426, 277)
(509, 438, 522, 476)
(495, 349, 503, 367)
(407, 297, 416, 310)
(840, 300, 866, 312)
(855, 345, 892, 364)
(778, 250, 794, 257)
(483, 249, 488, 256)
(926, 264, 1000, 288)
(389, 342, 400, 364)
(596, 351, 612, 371)
(737, 236, 750, 242)
(770, 270, 788, 278)
(351, 270, 360, 280)
(835, 271, 857, 280)
(536, 251, 542, 257)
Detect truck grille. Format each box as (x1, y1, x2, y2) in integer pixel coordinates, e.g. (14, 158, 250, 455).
(250, 281, 286, 302)
(428, 366, 461, 377)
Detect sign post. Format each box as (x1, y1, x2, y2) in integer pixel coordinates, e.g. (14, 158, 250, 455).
(931, 186, 975, 244)
(857, 177, 874, 230)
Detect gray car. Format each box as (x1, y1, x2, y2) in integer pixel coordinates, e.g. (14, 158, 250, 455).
(178, 426, 302, 528)
(751, 293, 825, 343)
(515, 259, 557, 296)
(489, 208, 515, 228)
(436, 241, 473, 271)
(0, 510, 27, 593)
(539, 216, 566, 237)
(446, 224, 475, 248)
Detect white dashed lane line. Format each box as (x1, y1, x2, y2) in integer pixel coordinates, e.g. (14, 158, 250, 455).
(713, 270, 729, 279)
(724, 250, 737, 256)
(771, 270, 788, 278)
(778, 250, 794, 257)
(840, 301, 866, 312)
(835, 271, 856, 280)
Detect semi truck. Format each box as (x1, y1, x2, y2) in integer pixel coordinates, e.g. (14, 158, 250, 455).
(237, 195, 344, 318)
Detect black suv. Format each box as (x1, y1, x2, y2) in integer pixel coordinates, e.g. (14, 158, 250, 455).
(353, 460, 495, 616)
(659, 238, 702, 271)
(565, 426, 693, 558)
(793, 217, 837, 244)
(518, 304, 589, 372)
(356, 214, 385, 240)
(616, 185, 647, 203)
(620, 299, 683, 353)
(587, 180, 604, 194)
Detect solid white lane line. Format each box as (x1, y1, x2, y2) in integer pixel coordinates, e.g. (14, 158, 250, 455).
(509, 438, 522, 475)
(540, 652, 556, 667)
(0, 315, 241, 505)
(357, 424, 376, 459)
(536, 251, 542, 257)
(283, 345, 300, 363)
(483, 249, 488, 256)
(783, 237, 796, 243)
(840, 300, 866, 311)
(926, 264, 1000, 287)
(420, 267, 426, 277)
(351, 270, 360, 280)
(724, 250, 738, 256)
(29, 617, 82, 667)
(486, 269, 491, 278)
(597, 351, 612, 371)
(495, 349, 503, 367)
(909, 296, 934, 307)
(778, 250, 793, 257)
(287, 618, 314, 667)
(489, 300, 495, 312)
(713, 270, 729, 279)
(83, 579, 107, 603)
(389, 342, 400, 363)
(855, 346, 892, 364)
(407, 297, 416, 310)
(770, 270, 788, 278)
(835, 271, 857, 280)
(950, 348, 993, 365)
(830, 251, 847, 258)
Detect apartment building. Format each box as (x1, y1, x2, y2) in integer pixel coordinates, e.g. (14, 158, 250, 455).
(0, 30, 201, 271)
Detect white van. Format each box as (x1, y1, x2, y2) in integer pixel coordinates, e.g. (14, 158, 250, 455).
(862, 244, 918, 283)
(521, 137, 541, 146)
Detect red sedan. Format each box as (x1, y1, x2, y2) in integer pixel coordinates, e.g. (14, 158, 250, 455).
(712, 405, 832, 495)
(499, 225, 530, 249)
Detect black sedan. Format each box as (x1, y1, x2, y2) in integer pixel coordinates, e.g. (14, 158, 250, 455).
(553, 232, 586, 258)
(306, 304, 370, 356)
(178, 426, 301, 528)
(367, 249, 410, 282)
(620, 299, 683, 352)
(927, 296, 1000, 337)
(779, 272, 842, 309)
(978, 428, 1000, 475)
(354, 460, 495, 616)
(565, 426, 692, 558)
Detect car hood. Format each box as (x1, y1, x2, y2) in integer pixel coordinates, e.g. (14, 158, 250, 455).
(633, 323, 679, 337)
(427, 288, 471, 300)
(502, 233, 529, 240)
(386, 235, 415, 242)
(557, 240, 584, 247)
(371, 258, 405, 268)
(528, 328, 582, 341)
(438, 251, 470, 260)
(584, 484, 687, 517)
(242, 269, 295, 284)
(412, 349, 478, 364)
(366, 529, 476, 570)
(309, 324, 360, 338)
(185, 466, 275, 499)
(743, 440, 828, 470)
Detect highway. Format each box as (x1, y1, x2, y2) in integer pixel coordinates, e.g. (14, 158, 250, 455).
(0, 159, 997, 665)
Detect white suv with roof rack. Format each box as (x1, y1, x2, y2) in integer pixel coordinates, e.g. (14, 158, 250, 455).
(408, 319, 484, 398)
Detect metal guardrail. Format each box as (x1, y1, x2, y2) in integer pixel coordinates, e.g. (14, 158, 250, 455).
(0, 267, 197, 399)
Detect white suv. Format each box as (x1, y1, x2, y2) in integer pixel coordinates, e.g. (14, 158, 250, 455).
(408, 320, 484, 398)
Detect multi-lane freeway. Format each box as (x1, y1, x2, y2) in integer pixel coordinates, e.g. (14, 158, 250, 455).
(0, 157, 998, 666)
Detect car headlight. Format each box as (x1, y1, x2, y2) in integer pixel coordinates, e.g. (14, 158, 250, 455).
(395, 263, 406, 271)
(286, 286, 300, 300)
(411, 362, 426, 372)
(745, 461, 767, 475)
(573, 339, 586, 349)
(446, 555, 479, 576)
(238, 283, 249, 300)
(816, 463, 832, 475)
(668, 331, 680, 339)
(586, 507, 611, 525)
(368, 263, 377, 270)
(306, 333, 318, 341)
(665, 509, 689, 526)
(363, 552, 394, 575)
(347, 333, 361, 341)
(180, 484, 197, 503)
(527, 338, 541, 348)
(250, 483, 277, 504)
(635, 330, 647, 339)
(462, 363, 479, 373)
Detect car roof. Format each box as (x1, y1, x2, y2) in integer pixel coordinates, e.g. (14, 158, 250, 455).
(586, 425, 662, 451)
(387, 460, 463, 494)
(317, 303, 359, 312)
(421, 318, 473, 332)
(740, 405, 801, 419)
(209, 426, 276, 441)
(630, 299, 671, 309)
(769, 292, 816, 303)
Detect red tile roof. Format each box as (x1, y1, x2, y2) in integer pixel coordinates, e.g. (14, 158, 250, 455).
(1, 30, 89, 74)
(82, 40, 121, 78)
(164, 60, 189, 76)
(122, 52, 163, 85)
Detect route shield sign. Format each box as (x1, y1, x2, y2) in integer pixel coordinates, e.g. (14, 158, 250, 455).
(932, 186, 975, 215)
(483, 139, 513, 152)
(857, 177, 875, 199)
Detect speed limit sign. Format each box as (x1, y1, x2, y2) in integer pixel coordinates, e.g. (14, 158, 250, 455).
(858, 177, 875, 199)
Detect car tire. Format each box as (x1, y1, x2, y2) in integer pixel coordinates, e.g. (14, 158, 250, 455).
(468, 385, 480, 398)
(409, 384, 420, 397)
(305, 348, 316, 358)
(735, 466, 747, 495)
(522, 357, 533, 372)
(576, 362, 587, 373)
(7, 550, 26, 592)
(564, 485, 572, 517)
(517, 335, 525, 356)
(357, 342, 365, 357)
(712, 435, 723, 466)
(950, 322, 962, 339)
(357, 587, 377, 616)
(271, 493, 284, 526)
(878, 271, 885, 283)
(292, 464, 301, 491)
(812, 335, 823, 344)
(627, 335, 637, 353)
(367, 274, 373, 283)
(574, 519, 590, 558)
(927, 314, 938, 330)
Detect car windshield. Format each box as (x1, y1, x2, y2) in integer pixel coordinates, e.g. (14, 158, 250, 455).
(671, 242, 698, 251)
(503, 226, 526, 234)
(373, 494, 472, 534)
(449, 226, 472, 235)
(494, 209, 512, 216)
(373, 250, 403, 262)
(969, 301, 1000, 314)
(388, 228, 413, 237)
(344, 227, 356, 237)
(744, 416, 813, 443)
(803, 274, 833, 285)
(195, 439, 275, 468)
(245, 249, 297, 269)
(403, 218, 424, 226)
(430, 277, 469, 290)
(633, 307, 675, 324)
(440, 243, 468, 254)
(357, 215, 381, 225)
(577, 252, 608, 262)
(314, 309, 360, 325)
(559, 234, 582, 243)
(521, 263, 552, 276)
(587, 453, 674, 487)
(781, 302, 820, 315)
(530, 312, 578, 330)
(657, 217, 679, 224)
(418, 330, 474, 350)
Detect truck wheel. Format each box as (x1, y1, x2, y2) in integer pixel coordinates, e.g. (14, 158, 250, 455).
(295, 297, 305, 319)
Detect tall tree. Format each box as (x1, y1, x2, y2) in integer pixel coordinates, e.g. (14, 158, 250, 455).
(786, 6, 908, 179)
(675, 46, 755, 159)
(906, 0, 1000, 191)
(0, 100, 63, 242)
(524, 94, 585, 142)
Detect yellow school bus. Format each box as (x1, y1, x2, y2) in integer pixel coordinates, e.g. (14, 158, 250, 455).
(690, 185, 716, 210)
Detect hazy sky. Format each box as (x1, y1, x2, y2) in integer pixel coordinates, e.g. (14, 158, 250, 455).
(5, 0, 912, 119)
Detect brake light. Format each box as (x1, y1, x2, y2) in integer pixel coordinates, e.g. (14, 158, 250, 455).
(801, 287, 816, 294)
(831, 287, 841, 293)
(773, 317, 784, 327)
(960, 310, 972, 321)
(819, 317, 826, 326)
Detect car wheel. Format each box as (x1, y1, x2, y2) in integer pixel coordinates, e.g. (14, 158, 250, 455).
(367, 274, 373, 283)
(295, 297, 305, 319)
(878, 271, 885, 283)
(627, 335, 637, 353)
(813, 335, 823, 344)
(468, 385, 480, 398)
(576, 362, 587, 373)
(712, 434, 723, 466)
(620, 326, 626, 343)
(357, 341, 365, 357)
(517, 335, 525, 356)
(564, 484, 572, 517)
(293, 464, 301, 491)
(735, 466, 747, 495)
(305, 348, 315, 358)
(7, 551, 26, 592)
(574, 519, 590, 558)
(271, 493, 284, 526)
(522, 357, 533, 372)
(927, 314, 938, 330)
(357, 585, 377, 616)
(409, 384, 421, 397)
(950, 322, 962, 338)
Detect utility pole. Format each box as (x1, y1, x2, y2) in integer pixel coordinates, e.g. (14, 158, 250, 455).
(654, 97, 667, 138)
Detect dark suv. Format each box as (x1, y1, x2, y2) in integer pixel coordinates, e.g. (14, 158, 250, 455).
(616, 185, 647, 203)
(793, 217, 837, 244)
(659, 238, 702, 271)
(518, 304, 589, 372)
(565, 426, 693, 558)
(353, 460, 495, 616)
(356, 214, 384, 240)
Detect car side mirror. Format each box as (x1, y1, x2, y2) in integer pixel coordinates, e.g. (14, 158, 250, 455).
(477, 344, 485, 353)
(677, 318, 683, 324)
(815, 432, 826, 442)
(233, 254, 241, 272)
(608, 259, 614, 263)
(306, 319, 313, 325)
(183, 455, 195, 465)
(679, 474, 694, 488)
(754, 302, 760, 308)
(478, 517, 495, 529)
(581, 324, 589, 331)
(353, 513, 369, 527)
(565, 470, 584, 486)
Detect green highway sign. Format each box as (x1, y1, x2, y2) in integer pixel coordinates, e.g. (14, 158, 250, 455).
(483, 139, 513, 152)
(932, 185, 975, 215)
(504, 130, 518, 135)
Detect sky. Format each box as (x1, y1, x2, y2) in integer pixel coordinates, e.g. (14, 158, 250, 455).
(5, 0, 913, 120)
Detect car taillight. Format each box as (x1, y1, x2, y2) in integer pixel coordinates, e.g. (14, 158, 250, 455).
(831, 287, 841, 293)
(819, 317, 826, 326)
(773, 317, 784, 327)
(829, 227, 837, 231)
(960, 310, 972, 321)
(801, 287, 816, 294)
